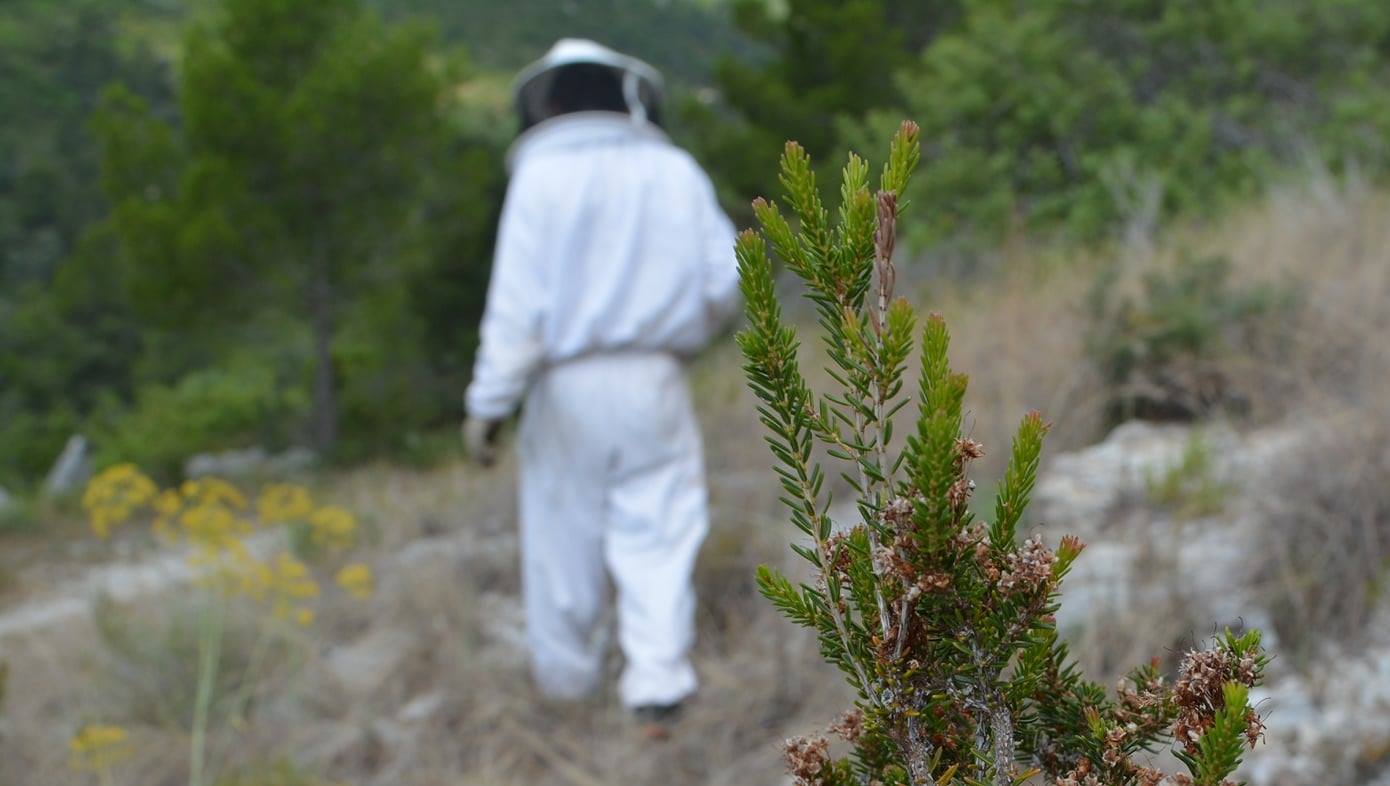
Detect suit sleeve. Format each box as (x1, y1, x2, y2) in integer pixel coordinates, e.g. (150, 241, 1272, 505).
(465, 169, 548, 421)
(697, 169, 742, 337)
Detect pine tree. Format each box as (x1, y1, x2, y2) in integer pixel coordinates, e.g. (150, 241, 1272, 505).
(738, 121, 1269, 786)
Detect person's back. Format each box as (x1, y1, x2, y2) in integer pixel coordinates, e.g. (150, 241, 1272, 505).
(468, 114, 736, 419)
(520, 120, 734, 359)
(462, 40, 738, 722)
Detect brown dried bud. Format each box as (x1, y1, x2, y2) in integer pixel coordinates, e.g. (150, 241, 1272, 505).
(920, 572, 952, 591)
(875, 191, 898, 268)
(827, 709, 864, 743)
(946, 477, 975, 509)
(882, 494, 919, 533)
(1173, 644, 1264, 755)
(996, 537, 1056, 595)
(956, 437, 986, 461)
(783, 735, 831, 785)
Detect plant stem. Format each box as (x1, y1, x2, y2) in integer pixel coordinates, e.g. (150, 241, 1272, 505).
(805, 493, 877, 706)
(855, 408, 895, 644)
(865, 199, 903, 650)
(228, 620, 276, 726)
(990, 705, 1015, 786)
(893, 594, 911, 661)
(189, 599, 225, 786)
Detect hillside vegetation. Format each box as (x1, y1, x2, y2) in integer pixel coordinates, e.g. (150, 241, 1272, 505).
(6, 0, 1390, 493)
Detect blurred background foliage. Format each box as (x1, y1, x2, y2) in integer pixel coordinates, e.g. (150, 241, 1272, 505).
(4, 0, 1390, 489)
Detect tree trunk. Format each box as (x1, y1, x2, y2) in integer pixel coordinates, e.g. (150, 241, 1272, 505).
(310, 242, 337, 453)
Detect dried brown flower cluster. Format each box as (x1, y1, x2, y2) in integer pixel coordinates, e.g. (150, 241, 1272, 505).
(784, 735, 832, 786)
(1174, 648, 1266, 753)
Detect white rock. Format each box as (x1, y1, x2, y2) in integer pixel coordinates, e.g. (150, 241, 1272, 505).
(1037, 418, 1390, 784)
(184, 447, 268, 478)
(184, 446, 316, 478)
(1034, 421, 1193, 529)
(44, 434, 91, 495)
(396, 690, 447, 724)
(267, 446, 316, 475)
(325, 627, 415, 697)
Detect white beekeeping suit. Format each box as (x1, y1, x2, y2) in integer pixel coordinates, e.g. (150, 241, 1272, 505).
(464, 40, 740, 712)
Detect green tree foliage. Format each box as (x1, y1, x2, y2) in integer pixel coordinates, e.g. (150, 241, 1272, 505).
(94, 0, 448, 452)
(739, 123, 1269, 785)
(378, 0, 746, 82)
(0, 0, 175, 291)
(687, 0, 958, 210)
(884, 0, 1390, 241)
(95, 362, 309, 480)
(0, 0, 176, 486)
(0, 0, 504, 487)
(693, 0, 1390, 241)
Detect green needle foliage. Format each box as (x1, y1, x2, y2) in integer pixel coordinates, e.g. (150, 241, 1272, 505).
(738, 122, 1270, 786)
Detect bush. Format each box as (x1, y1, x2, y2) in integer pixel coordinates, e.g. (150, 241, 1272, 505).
(738, 122, 1269, 785)
(880, 0, 1390, 243)
(1145, 432, 1227, 519)
(94, 364, 308, 480)
(0, 494, 40, 537)
(0, 403, 81, 492)
(1086, 253, 1288, 424)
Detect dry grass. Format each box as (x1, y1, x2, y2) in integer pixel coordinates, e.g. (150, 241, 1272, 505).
(1255, 412, 1390, 656)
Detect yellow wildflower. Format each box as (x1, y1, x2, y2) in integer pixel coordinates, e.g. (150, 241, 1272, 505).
(89, 508, 117, 541)
(179, 503, 246, 553)
(265, 552, 320, 621)
(335, 563, 374, 600)
(151, 489, 184, 543)
(82, 464, 158, 539)
(257, 483, 315, 524)
(308, 506, 357, 549)
(272, 552, 319, 599)
(294, 607, 315, 627)
(69, 723, 132, 771)
(180, 477, 248, 511)
(224, 548, 273, 602)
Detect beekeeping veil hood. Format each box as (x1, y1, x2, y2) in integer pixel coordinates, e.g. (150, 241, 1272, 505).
(513, 38, 665, 131)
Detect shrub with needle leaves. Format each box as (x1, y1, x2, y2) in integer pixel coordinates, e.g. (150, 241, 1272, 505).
(738, 122, 1269, 786)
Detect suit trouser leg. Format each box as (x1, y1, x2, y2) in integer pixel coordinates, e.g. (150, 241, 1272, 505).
(605, 396, 708, 708)
(517, 384, 608, 700)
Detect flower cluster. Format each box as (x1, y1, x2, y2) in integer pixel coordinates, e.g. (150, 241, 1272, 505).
(82, 465, 374, 627)
(82, 464, 157, 539)
(308, 506, 357, 549)
(1173, 638, 1266, 754)
(335, 562, 374, 600)
(827, 709, 865, 744)
(69, 723, 132, 772)
(997, 536, 1057, 593)
(784, 735, 832, 786)
(257, 483, 314, 523)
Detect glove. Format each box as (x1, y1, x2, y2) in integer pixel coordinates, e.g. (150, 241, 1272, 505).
(462, 417, 503, 467)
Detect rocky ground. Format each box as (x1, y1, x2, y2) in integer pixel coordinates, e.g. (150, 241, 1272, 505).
(1035, 421, 1390, 786)
(1, 418, 1385, 785)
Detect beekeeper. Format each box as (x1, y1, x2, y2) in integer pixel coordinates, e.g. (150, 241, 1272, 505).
(462, 39, 739, 722)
